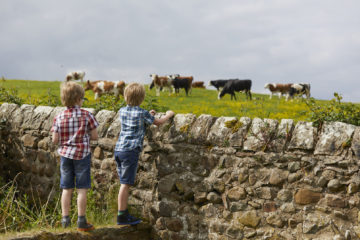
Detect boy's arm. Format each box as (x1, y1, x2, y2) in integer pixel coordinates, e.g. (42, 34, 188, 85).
(90, 128, 98, 140)
(52, 132, 59, 144)
(153, 111, 174, 126)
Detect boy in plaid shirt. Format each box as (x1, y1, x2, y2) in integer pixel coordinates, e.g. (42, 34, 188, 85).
(51, 82, 98, 231)
(114, 82, 174, 225)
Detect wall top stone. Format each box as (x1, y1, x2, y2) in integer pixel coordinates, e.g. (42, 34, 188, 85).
(314, 121, 356, 156)
(1, 102, 359, 157)
(288, 121, 317, 151)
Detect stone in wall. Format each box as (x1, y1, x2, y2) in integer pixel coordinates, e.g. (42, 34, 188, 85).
(351, 127, 360, 159)
(228, 117, 252, 149)
(0, 103, 19, 119)
(106, 112, 121, 139)
(26, 106, 54, 130)
(243, 118, 278, 151)
(165, 113, 196, 143)
(11, 104, 36, 131)
(190, 114, 216, 144)
(147, 113, 174, 142)
(314, 121, 356, 156)
(288, 121, 317, 151)
(95, 109, 117, 138)
(207, 116, 238, 147)
(269, 119, 294, 152)
(42, 106, 66, 131)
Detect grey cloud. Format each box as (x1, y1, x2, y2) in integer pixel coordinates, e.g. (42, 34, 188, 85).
(0, 0, 359, 102)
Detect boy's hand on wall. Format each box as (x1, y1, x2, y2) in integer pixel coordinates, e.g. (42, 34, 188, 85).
(150, 110, 156, 116)
(166, 111, 175, 118)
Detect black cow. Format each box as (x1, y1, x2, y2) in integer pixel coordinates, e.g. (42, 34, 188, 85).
(168, 75, 193, 96)
(289, 83, 311, 99)
(218, 79, 252, 100)
(209, 80, 229, 92)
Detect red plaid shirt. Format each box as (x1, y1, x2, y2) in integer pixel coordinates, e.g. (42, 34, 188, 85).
(51, 106, 98, 160)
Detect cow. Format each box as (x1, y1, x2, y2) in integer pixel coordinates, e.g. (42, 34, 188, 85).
(192, 81, 205, 89)
(168, 75, 193, 96)
(218, 79, 252, 100)
(66, 71, 86, 82)
(209, 80, 230, 92)
(289, 83, 311, 99)
(264, 83, 293, 101)
(84, 80, 125, 100)
(149, 74, 173, 96)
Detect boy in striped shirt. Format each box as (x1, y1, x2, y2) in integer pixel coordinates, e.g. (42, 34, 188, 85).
(52, 81, 98, 231)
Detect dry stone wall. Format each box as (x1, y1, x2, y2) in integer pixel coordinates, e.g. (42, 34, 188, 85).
(1, 102, 360, 240)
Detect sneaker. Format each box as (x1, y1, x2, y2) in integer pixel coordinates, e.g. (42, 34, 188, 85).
(117, 213, 142, 225)
(77, 221, 95, 232)
(61, 217, 71, 228)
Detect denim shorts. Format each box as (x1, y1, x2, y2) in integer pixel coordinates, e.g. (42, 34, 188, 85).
(60, 154, 91, 189)
(114, 148, 141, 185)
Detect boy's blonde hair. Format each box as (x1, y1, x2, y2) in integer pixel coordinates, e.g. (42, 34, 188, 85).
(124, 83, 145, 106)
(60, 81, 84, 107)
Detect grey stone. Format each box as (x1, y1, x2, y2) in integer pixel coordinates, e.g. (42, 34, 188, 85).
(269, 119, 294, 152)
(106, 112, 121, 139)
(315, 121, 356, 155)
(269, 168, 288, 186)
(42, 106, 66, 131)
(228, 117, 252, 148)
(190, 114, 216, 144)
(352, 127, 360, 159)
(27, 106, 54, 130)
(288, 121, 317, 150)
(229, 202, 247, 212)
(277, 189, 293, 202)
(11, 104, 36, 130)
(0, 103, 19, 119)
(243, 118, 279, 151)
(288, 162, 301, 172)
(169, 113, 197, 143)
(207, 192, 222, 204)
(95, 109, 117, 138)
(207, 116, 237, 146)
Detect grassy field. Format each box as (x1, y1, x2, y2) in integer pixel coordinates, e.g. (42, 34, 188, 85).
(0, 79, 332, 122)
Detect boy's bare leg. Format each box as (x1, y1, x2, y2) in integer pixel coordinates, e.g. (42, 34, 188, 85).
(61, 189, 73, 216)
(77, 189, 88, 216)
(118, 184, 130, 211)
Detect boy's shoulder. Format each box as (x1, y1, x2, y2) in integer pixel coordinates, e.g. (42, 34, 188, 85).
(120, 106, 147, 113)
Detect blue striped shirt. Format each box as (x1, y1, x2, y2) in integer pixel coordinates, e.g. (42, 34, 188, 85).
(115, 105, 155, 151)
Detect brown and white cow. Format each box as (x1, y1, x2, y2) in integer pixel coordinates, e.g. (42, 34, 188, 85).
(84, 80, 125, 100)
(66, 71, 86, 82)
(192, 81, 205, 89)
(264, 83, 293, 101)
(149, 74, 173, 96)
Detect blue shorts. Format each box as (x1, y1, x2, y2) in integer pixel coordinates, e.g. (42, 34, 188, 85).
(60, 154, 91, 189)
(114, 148, 140, 185)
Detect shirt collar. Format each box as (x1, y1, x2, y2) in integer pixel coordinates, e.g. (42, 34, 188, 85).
(67, 105, 81, 110)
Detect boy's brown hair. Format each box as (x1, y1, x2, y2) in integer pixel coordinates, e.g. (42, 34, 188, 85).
(124, 83, 145, 106)
(60, 81, 85, 107)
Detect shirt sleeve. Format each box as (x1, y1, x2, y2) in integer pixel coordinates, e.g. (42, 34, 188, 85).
(87, 113, 99, 130)
(144, 110, 155, 125)
(51, 116, 59, 132)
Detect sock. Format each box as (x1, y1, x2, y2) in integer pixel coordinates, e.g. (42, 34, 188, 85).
(78, 216, 86, 222)
(62, 216, 70, 221)
(118, 209, 128, 216)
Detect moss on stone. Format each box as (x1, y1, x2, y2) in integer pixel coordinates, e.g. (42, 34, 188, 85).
(225, 120, 243, 133)
(180, 124, 190, 133)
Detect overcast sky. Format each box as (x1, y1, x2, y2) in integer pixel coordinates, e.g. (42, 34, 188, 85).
(1, 0, 359, 102)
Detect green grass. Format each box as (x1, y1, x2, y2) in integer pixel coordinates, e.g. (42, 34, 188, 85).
(0, 79, 350, 122)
